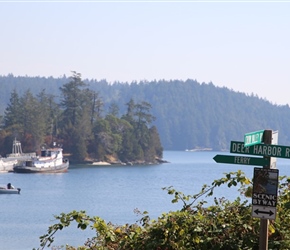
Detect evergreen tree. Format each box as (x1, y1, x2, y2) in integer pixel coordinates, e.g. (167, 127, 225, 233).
(19, 90, 42, 150)
(59, 72, 93, 160)
(148, 125, 163, 159)
(0, 75, 164, 163)
(35, 90, 57, 149)
(93, 119, 113, 161)
(3, 89, 22, 132)
(108, 102, 119, 117)
(59, 72, 87, 127)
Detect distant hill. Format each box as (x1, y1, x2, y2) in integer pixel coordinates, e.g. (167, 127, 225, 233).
(1, 74, 290, 151)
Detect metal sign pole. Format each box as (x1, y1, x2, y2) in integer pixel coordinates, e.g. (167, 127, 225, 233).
(259, 129, 272, 250)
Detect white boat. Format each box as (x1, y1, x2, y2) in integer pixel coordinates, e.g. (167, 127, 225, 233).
(0, 158, 18, 173)
(6, 139, 36, 161)
(13, 146, 69, 173)
(0, 139, 34, 173)
(0, 183, 21, 194)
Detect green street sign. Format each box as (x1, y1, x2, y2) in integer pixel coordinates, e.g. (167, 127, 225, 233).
(244, 130, 264, 147)
(230, 141, 290, 159)
(213, 154, 269, 166)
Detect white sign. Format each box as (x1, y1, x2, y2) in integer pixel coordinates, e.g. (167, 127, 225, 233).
(252, 205, 276, 219)
(270, 130, 278, 169)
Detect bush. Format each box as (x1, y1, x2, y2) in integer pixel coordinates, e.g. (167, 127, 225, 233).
(37, 171, 290, 250)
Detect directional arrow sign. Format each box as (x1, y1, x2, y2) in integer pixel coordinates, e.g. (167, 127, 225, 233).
(213, 154, 269, 166)
(254, 209, 274, 216)
(230, 141, 290, 159)
(252, 205, 276, 219)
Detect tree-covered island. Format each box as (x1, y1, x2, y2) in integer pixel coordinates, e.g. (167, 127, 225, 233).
(0, 72, 163, 165)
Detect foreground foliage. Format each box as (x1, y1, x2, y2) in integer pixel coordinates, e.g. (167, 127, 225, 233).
(37, 171, 290, 250)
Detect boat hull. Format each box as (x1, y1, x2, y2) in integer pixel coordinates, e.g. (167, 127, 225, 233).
(0, 188, 21, 194)
(13, 161, 69, 174)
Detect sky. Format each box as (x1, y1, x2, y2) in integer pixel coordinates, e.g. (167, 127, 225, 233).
(1, 1, 290, 106)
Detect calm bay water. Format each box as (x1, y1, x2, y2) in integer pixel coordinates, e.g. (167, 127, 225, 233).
(1, 151, 290, 250)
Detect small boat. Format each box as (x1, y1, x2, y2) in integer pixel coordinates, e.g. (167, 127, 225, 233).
(13, 146, 69, 174)
(0, 183, 21, 194)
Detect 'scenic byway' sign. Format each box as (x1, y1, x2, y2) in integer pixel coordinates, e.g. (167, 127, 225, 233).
(251, 167, 279, 219)
(252, 167, 279, 207)
(230, 141, 290, 159)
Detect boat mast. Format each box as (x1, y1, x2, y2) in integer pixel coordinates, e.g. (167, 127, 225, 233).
(12, 139, 23, 155)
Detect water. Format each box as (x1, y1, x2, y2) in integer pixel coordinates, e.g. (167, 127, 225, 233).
(1, 151, 290, 250)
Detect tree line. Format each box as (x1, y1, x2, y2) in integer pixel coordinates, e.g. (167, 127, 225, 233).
(0, 72, 163, 163)
(2, 74, 290, 150)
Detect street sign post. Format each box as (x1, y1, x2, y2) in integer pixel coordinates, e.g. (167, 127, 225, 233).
(230, 141, 290, 159)
(244, 130, 264, 147)
(213, 154, 269, 166)
(270, 131, 278, 169)
(214, 130, 282, 249)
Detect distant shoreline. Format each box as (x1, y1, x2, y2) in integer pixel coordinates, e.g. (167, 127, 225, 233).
(185, 148, 212, 152)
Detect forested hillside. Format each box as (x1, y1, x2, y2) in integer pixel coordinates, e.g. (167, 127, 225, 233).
(0, 73, 163, 163)
(1, 73, 290, 151)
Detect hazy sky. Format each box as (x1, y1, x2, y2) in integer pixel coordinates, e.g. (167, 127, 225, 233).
(1, 1, 290, 105)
